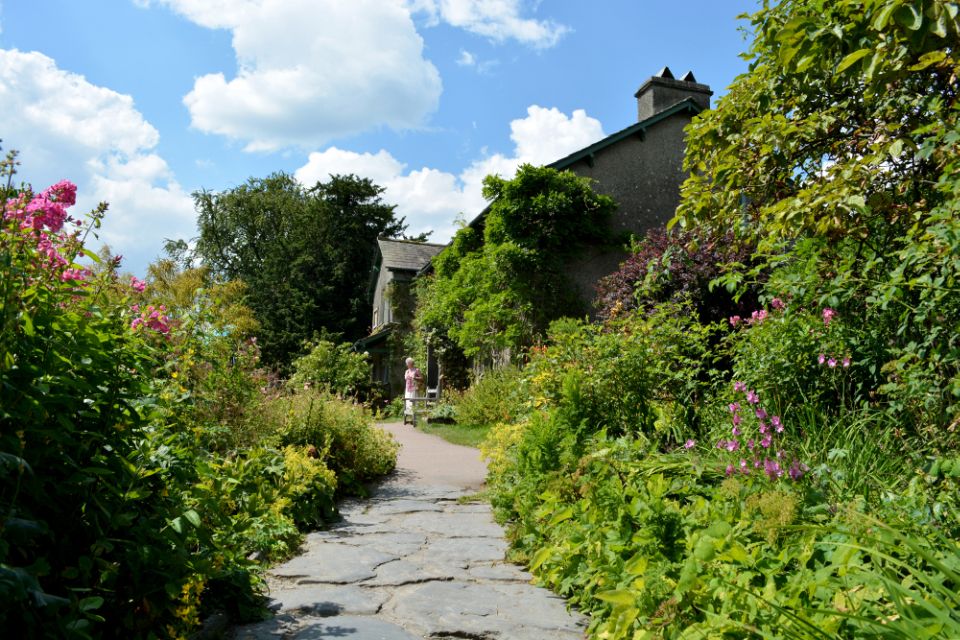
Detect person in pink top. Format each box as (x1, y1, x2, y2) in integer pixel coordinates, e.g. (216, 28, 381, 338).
(404, 357, 423, 419)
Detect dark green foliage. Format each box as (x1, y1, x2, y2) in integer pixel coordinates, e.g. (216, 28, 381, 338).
(415, 164, 616, 362)
(194, 173, 407, 369)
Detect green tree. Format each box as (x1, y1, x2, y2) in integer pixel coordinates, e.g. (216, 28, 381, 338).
(674, 0, 960, 426)
(194, 173, 406, 368)
(416, 164, 615, 364)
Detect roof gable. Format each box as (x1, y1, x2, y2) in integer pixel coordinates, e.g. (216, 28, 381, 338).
(377, 238, 446, 272)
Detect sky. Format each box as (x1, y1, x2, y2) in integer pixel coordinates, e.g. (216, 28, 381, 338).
(0, 0, 758, 275)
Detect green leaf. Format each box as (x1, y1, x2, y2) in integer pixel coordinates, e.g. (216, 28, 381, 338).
(169, 516, 183, 534)
(529, 547, 553, 571)
(596, 589, 636, 607)
(872, 2, 898, 30)
(547, 507, 573, 526)
(78, 596, 104, 612)
(836, 48, 872, 74)
(895, 4, 923, 30)
(910, 50, 947, 70)
(183, 509, 201, 528)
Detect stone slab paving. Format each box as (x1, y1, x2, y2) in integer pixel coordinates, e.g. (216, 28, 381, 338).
(231, 423, 587, 639)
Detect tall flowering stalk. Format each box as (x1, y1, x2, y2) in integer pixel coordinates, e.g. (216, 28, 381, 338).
(717, 382, 808, 481)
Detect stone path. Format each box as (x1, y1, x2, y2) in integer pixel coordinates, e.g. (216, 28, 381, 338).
(231, 422, 587, 640)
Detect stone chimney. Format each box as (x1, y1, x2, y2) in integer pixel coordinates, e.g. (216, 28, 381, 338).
(634, 67, 712, 121)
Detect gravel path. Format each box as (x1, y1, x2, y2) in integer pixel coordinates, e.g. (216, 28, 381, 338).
(231, 421, 587, 640)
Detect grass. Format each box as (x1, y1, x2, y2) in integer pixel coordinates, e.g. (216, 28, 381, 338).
(418, 420, 492, 448)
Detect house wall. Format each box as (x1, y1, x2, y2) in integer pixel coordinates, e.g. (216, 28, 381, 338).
(562, 112, 692, 311)
(372, 266, 394, 331)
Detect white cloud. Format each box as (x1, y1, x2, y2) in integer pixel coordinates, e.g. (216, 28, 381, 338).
(457, 49, 476, 66)
(295, 104, 604, 243)
(141, 0, 442, 152)
(410, 0, 569, 48)
(0, 49, 195, 274)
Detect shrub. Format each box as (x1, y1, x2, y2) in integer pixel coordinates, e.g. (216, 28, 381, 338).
(289, 339, 371, 399)
(265, 389, 398, 494)
(451, 365, 526, 427)
(594, 227, 759, 324)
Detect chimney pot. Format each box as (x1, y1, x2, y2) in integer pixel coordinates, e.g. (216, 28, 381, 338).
(634, 67, 712, 121)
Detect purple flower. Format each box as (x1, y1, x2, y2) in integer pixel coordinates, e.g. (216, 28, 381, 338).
(739, 459, 750, 474)
(758, 421, 768, 434)
(733, 381, 747, 393)
(717, 439, 726, 450)
(725, 439, 740, 452)
(684, 439, 696, 449)
(770, 415, 782, 429)
(842, 356, 851, 368)
(725, 464, 735, 476)
(746, 390, 760, 404)
(755, 407, 767, 420)
(818, 354, 826, 365)
(761, 434, 773, 448)
(828, 358, 837, 368)
(822, 307, 837, 326)
(733, 414, 743, 426)
(789, 460, 808, 481)
(747, 439, 755, 451)
(728, 402, 741, 414)
(732, 425, 742, 436)
(764, 458, 783, 480)
(770, 297, 785, 310)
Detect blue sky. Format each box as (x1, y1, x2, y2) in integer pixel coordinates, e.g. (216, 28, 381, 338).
(1, 0, 757, 274)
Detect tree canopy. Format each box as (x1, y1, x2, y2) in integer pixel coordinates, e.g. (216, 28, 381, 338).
(194, 173, 407, 368)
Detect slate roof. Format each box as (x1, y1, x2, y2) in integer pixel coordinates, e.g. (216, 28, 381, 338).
(378, 238, 446, 272)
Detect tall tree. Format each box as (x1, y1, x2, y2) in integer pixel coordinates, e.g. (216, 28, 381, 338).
(194, 173, 406, 368)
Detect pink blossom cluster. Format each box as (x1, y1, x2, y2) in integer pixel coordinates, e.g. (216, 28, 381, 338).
(818, 353, 851, 368)
(130, 276, 147, 293)
(822, 307, 837, 326)
(131, 304, 171, 335)
(717, 382, 807, 481)
(729, 297, 786, 328)
(4, 180, 76, 233)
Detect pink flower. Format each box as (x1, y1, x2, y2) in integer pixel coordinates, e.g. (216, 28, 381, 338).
(43, 180, 77, 206)
(748, 309, 768, 324)
(725, 439, 740, 452)
(842, 356, 851, 368)
(733, 381, 747, 393)
(728, 402, 740, 414)
(770, 297, 785, 310)
(758, 421, 767, 434)
(746, 390, 760, 404)
(822, 307, 837, 326)
(789, 460, 808, 481)
(827, 358, 837, 368)
(739, 459, 750, 474)
(818, 354, 826, 365)
(729, 315, 742, 327)
(764, 458, 783, 480)
(755, 407, 767, 420)
(732, 425, 741, 436)
(771, 416, 783, 433)
(684, 439, 696, 449)
(130, 276, 147, 293)
(747, 439, 755, 450)
(761, 434, 773, 448)
(733, 414, 742, 426)
(725, 464, 735, 476)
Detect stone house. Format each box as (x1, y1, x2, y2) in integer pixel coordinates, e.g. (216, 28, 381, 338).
(455, 67, 713, 307)
(357, 237, 445, 398)
(362, 68, 712, 395)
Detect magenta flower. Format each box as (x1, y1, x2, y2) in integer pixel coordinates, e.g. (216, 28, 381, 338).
(733, 381, 747, 393)
(728, 402, 740, 414)
(732, 414, 742, 426)
(771, 416, 783, 433)
(758, 421, 768, 434)
(729, 315, 742, 327)
(761, 434, 773, 448)
(130, 276, 147, 293)
(827, 358, 837, 368)
(770, 297, 785, 310)
(842, 356, 851, 367)
(755, 407, 767, 420)
(725, 439, 740, 452)
(822, 307, 837, 326)
(818, 354, 826, 365)
(747, 439, 755, 451)
(739, 459, 750, 474)
(746, 390, 760, 404)
(725, 464, 735, 476)
(732, 425, 741, 436)
(684, 439, 696, 449)
(764, 458, 783, 480)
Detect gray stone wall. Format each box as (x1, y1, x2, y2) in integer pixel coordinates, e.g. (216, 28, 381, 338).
(561, 112, 692, 311)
